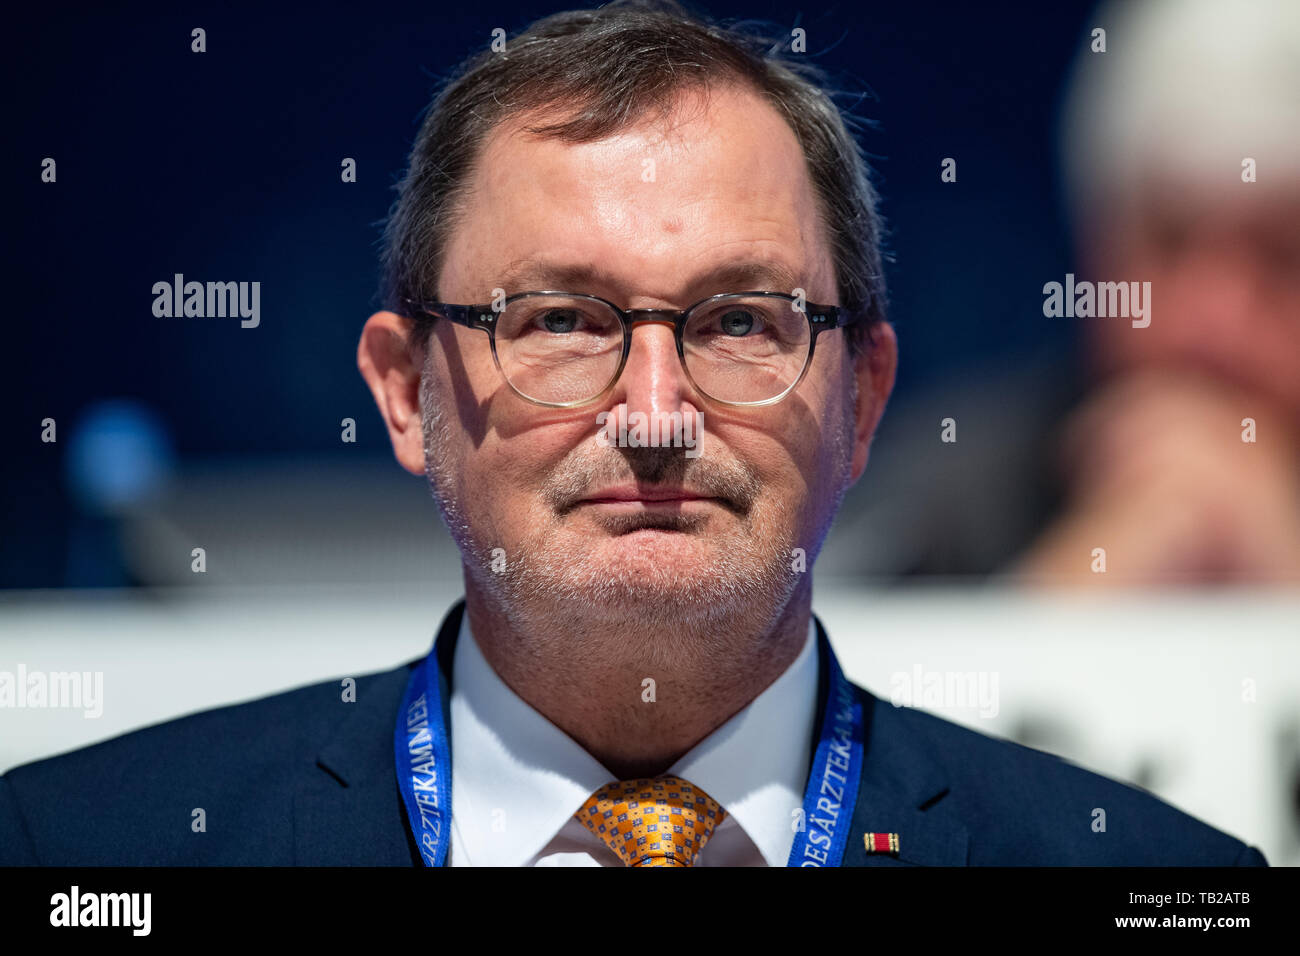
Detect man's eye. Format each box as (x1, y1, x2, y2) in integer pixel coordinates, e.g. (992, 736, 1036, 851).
(537, 309, 581, 333)
(717, 309, 764, 336)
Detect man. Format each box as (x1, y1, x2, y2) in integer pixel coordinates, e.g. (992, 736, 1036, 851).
(0, 0, 1267, 866)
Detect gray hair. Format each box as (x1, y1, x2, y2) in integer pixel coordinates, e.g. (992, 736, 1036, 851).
(1061, 0, 1300, 223)
(380, 0, 888, 355)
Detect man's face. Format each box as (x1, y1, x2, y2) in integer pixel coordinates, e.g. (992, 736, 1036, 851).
(363, 83, 894, 628)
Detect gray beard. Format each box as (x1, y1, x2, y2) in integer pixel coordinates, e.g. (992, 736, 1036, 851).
(416, 351, 856, 670)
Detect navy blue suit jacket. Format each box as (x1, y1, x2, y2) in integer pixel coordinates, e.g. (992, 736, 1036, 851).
(0, 601, 1268, 866)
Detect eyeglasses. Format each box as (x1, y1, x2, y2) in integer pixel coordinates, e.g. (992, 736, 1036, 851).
(401, 291, 871, 408)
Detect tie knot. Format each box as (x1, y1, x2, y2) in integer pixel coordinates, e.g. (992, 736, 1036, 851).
(575, 775, 726, 867)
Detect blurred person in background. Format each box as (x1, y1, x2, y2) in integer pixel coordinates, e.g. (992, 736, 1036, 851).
(823, 0, 1300, 586)
(1014, 0, 1300, 585)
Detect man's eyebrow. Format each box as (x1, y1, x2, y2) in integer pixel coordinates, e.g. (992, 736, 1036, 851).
(489, 258, 807, 301)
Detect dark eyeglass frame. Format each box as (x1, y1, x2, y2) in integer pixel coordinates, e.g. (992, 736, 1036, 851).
(400, 290, 873, 409)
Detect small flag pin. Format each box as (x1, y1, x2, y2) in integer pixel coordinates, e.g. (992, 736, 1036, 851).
(864, 832, 900, 855)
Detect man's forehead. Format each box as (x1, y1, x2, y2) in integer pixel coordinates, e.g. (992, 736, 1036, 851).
(492, 256, 806, 299)
(441, 84, 833, 301)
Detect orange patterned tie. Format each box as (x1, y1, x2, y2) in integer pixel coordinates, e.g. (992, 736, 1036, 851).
(575, 776, 726, 867)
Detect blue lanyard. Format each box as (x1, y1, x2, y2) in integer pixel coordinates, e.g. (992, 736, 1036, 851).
(394, 650, 453, 867)
(786, 627, 865, 866)
(395, 619, 864, 867)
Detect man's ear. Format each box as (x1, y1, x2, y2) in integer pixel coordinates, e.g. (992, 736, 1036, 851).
(848, 321, 897, 485)
(357, 311, 427, 476)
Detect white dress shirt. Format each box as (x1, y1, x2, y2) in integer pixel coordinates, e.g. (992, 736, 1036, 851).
(447, 613, 820, 866)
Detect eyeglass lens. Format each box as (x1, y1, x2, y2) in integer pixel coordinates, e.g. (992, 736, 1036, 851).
(492, 294, 812, 405)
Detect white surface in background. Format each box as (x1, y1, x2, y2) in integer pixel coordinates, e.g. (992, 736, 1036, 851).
(1, 586, 1295, 865)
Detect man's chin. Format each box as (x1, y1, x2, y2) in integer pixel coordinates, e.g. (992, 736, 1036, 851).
(566, 524, 726, 586)
(518, 522, 791, 616)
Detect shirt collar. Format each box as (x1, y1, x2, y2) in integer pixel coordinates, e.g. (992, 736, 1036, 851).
(449, 612, 819, 867)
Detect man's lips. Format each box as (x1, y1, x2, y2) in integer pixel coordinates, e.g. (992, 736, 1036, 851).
(577, 485, 723, 506)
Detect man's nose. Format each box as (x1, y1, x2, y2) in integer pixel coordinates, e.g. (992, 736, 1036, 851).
(611, 319, 698, 420)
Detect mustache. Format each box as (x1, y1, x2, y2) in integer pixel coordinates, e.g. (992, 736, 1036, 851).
(544, 444, 761, 517)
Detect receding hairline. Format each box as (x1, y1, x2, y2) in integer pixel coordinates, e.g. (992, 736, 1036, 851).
(383, 0, 889, 364)
(414, 79, 840, 335)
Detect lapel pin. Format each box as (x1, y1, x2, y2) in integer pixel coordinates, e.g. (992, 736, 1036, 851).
(864, 832, 900, 855)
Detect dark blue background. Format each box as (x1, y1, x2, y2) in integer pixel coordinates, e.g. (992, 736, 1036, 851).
(4, 0, 1093, 587)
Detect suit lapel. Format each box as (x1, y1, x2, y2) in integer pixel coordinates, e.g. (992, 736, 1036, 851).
(293, 602, 466, 866)
(293, 775, 415, 866)
(841, 734, 970, 867)
(813, 617, 970, 867)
